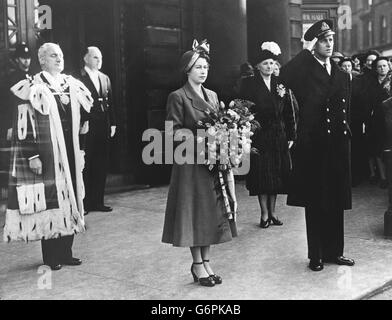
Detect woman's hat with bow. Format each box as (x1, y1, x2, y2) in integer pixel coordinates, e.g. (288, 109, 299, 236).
(180, 39, 210, 73)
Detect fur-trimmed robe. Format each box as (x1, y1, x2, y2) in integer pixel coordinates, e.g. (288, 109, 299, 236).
(3, 72, 93, 242)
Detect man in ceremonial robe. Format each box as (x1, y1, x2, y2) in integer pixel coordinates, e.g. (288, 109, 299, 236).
(3, 43, 93, 271)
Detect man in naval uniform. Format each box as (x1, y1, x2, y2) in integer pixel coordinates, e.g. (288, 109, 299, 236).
(79, 47, 116, 214)
(280, 20, 355, 271)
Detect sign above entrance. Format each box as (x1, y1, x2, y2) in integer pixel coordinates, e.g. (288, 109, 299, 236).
(302, 11, 328, 23)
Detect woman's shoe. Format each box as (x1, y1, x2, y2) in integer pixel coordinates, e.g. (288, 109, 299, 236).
(203, 260, 222, 284)
(191, 263, 215, 287)
(259, 217, 270, 228)
(269, 216, 283, 226)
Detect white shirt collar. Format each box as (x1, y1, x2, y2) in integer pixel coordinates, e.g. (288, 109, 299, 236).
(262, 76, 271, 91)
(313, 56, 332, 75)
(84, 66, 99, 77)
(84, 66, 101, 92)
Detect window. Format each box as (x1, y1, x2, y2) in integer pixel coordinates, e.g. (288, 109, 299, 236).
(380, 16, 387, 44)
(342, 29, 348, 52)
(34, 0, 41, 30)
(364, 0, 372, 10)
(352, 24, 358, 50)
(7, 0, 19, 47)
(0, 1, 5, 49)
(351, 0, 358, 12)
(364, 19, 373, 47)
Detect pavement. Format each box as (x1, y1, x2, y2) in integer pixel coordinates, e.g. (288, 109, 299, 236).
(1, 180, 392, 300)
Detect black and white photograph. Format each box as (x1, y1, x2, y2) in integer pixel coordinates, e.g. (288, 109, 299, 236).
(1, 0, 392, 305)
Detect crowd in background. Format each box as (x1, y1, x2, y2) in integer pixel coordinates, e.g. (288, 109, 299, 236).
(237, 49, 392, 189)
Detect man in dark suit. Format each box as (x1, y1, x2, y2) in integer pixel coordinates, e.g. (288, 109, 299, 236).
(79, 47, 116, 213)
(280, 20, 355, 271)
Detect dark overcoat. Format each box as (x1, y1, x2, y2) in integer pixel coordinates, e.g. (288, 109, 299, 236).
(162, 82, 236, 247)
(280, 50, 352, 209)
(240, 74, 296, 195)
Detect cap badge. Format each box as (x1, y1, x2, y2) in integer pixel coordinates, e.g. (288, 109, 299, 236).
(321, 22, 329, 31)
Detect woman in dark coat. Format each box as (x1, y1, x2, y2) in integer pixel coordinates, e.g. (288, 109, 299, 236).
(366, 57, 391, 188)
(240, 42, 296, 228)
(162, 40, 236, 287)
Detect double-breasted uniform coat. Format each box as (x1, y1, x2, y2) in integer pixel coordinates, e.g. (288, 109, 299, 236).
(78, 68, 115, 211)
(162, 82, 236, 247)
(280, 49, 352, 260)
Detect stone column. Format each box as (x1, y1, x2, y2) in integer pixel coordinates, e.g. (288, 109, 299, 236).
(201, 0, 248, 101)
(247, 0, 291, 64)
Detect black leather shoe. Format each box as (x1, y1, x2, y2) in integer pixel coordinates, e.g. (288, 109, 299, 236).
(191, 263, 215, 287)
(49, 264, 62, 271)
(269, 216, 283, 226)
(203, 260, 222, 284)
(94, 205, 113, 212)
(259, 218, 270, 229)
(63, 258, 82, 266)
(325, 256, 355, 266)
(308, 259, 324, 271)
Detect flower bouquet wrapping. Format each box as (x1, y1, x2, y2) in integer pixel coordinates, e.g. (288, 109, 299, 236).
(197, 99, 260, 229)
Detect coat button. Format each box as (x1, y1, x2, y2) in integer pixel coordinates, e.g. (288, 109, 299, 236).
(343, 120, 347, 124)
(343, 109, 346, 113)
(326, 108, 330, 112)
(327, 119, 331, 123)
(328, 130, 331, 134)
(342, 99, 346, 102)
(344, 131, 347, 135)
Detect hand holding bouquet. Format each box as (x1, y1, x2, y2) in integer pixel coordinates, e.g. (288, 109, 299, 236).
(197, 98, 260, 173)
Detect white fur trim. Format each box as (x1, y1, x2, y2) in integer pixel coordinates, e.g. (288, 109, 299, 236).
(15, 183, 47, 215)
(17, 104, 28, 140)
(11, 79, 31, 100)
(4, 72, 89, 243)
(3, 208, 85, 242)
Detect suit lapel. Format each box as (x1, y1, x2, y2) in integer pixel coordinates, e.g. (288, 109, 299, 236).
(81, 68, 99, 96)
(255, 73, 279, 109)
(183, 82, 216, 113)
(327, 63, 342, 98)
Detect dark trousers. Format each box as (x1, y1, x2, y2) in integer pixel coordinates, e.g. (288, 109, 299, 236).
(305, 138, 345, 260)
(41, 235, 74, 266)
(305, 204, 344, 261)
(83, 113, 109, 210)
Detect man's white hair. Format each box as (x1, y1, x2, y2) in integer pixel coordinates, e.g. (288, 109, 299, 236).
(38, 42, 61, 66)
(84, 46, 101, 58)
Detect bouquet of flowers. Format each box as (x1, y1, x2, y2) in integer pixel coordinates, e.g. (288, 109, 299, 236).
(197, 98, 260, 171)
(196, 99, 260, 227)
